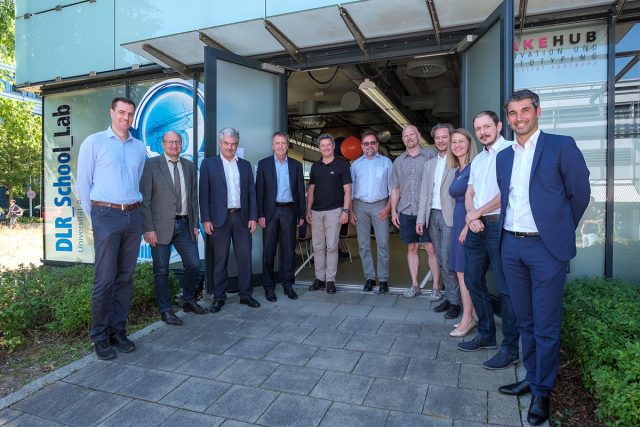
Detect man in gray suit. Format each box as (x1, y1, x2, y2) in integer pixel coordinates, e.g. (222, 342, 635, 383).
(416, 123, 461, 319)
(141, 130, 208, 326)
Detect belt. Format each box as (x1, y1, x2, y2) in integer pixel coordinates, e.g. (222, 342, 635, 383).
(481, 214, 500, 223)
(175, 215, 188, 220)
(275, 202, 294, 207)
(227, 208, 240, 213)
(505, 229, 539, 237)
(91, 200, 141, 211)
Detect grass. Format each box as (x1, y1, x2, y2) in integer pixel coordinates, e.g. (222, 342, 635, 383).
(0, 224, 43, 271)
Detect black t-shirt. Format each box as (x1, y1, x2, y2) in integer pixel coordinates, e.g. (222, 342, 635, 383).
(309, 157, 352, 211)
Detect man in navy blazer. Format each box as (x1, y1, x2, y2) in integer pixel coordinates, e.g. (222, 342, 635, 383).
(495, 89, 590, 426)
(199, 127, 260, 313)
(256, 131, 306, 302)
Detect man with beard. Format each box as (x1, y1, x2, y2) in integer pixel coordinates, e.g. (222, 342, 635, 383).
(416, 123, 460, 319)
(458, 111, 520, 371)
(349, 131, 392, 293)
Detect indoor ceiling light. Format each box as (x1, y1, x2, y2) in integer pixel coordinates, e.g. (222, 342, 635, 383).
(358, 79, 429, 145)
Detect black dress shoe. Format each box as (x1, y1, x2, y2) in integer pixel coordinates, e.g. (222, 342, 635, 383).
(498, 380, 531, 396)
(240, 296, 261, 308)
(527, 396, 550, 426)
(109, 332, 135, 353)
(210, 300, 225, 313)
(326, 281, 336, 294)
(363, 279, 375, 292)
(308, 279, 326, 291)
(433, 299, 451, 313)
(379, 281, 389, 293)
(444, 304, 461, 319)
(94, 339, 116, 360)
(265, 288, 277, 302)
(183, 301, 209, 314)
(283, 286, 298, 300)
(161, 310, 183, 326)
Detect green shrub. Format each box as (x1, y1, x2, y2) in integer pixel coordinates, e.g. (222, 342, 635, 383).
(0, 265, 50, 349)
(563, 277, 640, 426)
(16, 216, 43, 224)
(0, 262, 181, 350)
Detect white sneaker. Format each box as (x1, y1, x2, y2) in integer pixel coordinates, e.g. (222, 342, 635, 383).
(427, 288, 443, 302)
(404, 286, 422, 298)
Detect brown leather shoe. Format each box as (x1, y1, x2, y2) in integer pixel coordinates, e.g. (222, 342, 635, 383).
(161, 310, 183, 326)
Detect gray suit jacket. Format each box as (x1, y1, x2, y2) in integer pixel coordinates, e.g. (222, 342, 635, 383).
(416, 156, 456, 228)
(141, 155, 200, 245)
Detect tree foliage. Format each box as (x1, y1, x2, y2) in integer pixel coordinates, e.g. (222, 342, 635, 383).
(0, 96, 41, 200)
(0, 0, 15, 65)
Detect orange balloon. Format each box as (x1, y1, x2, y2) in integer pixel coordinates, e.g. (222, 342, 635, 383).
(340, 136, 363, 160)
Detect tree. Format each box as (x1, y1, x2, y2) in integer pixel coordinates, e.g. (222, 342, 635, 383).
(0, 96, 41, 201)
(0, 0, 14, 65)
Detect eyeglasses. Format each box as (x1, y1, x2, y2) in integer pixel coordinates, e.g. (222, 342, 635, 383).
(361, 141, 378, 146)
(164, 140, 182, 146)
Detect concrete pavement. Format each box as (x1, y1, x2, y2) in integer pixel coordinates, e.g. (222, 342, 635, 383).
(0, 287, 524, 426)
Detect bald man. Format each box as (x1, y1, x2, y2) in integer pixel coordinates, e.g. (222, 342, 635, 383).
(390, 125, 438, 297)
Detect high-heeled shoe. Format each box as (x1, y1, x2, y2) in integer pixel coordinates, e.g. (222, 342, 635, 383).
(450, 320, 477, 337)
(454, 314, 479, 329)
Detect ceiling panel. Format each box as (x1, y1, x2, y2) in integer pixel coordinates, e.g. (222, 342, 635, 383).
(201, 20, 285, 56)
(524, 0, 613, 15)
(343, 0, 432, 39)
(122, 31, 205, 68)
(268, 6, 354, 48)
(434, 0, 502, 28)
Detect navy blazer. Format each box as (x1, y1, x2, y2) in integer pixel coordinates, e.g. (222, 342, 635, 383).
(496, 131, 590, 261)
(199, 155, 258, 228)
(256, 155, 306, 223)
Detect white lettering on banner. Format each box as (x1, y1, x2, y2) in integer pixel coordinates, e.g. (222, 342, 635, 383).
(51, 105, 74, 252)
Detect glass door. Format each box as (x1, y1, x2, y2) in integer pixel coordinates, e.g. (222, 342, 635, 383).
(460, 0, 514, 139)
(203, 48, 287, 292)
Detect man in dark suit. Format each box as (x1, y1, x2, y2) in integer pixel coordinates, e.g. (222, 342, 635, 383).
(256, 131, 305, 302)
(199, 127, 260, 313)
(141, 130, 208, 325)
(496, 89, 590, 426)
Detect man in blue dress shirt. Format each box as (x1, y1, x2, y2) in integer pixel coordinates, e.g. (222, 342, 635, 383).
(349, 131, 392, 293)
(77, 97, 147, 360)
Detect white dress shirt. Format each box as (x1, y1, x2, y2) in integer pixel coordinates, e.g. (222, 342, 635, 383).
(430, 153, 447, 210)
(504, 129, 540, 232)
(221, 155, 241, 209)
(164, 154, 188, 215)
(468, 136, 511, 215)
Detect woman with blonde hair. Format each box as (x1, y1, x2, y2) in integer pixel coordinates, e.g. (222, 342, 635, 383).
(447, 129, 478, 336)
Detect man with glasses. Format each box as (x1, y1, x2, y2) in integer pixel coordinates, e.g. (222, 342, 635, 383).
(349, 131, 392, 293)
(141, 130, 208, 326)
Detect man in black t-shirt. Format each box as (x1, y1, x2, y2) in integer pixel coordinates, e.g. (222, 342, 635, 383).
(305, 134, 352, 294)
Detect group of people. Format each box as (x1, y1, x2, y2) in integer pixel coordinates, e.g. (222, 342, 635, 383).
(77, 88, 590, 426)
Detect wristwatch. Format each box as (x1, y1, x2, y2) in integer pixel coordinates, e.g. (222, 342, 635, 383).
(342, 208, 350, 214)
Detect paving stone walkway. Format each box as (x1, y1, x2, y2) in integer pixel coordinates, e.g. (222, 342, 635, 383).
(0, 287, 525, 426)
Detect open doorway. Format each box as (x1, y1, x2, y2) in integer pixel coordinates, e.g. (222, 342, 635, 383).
(285, 55, 461, 288)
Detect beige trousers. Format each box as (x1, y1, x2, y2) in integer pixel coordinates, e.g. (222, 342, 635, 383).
(311, 207, 342, 283)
